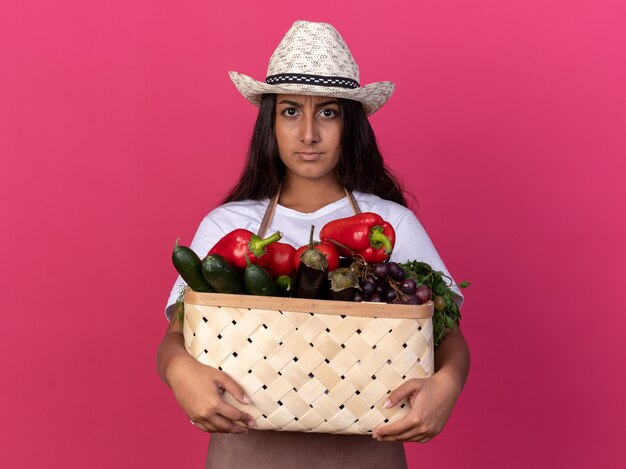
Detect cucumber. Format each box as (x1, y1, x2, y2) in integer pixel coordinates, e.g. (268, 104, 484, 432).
(244, 254, 282, 296)
(201, 254, 244, 294)
(172, 239, 214, 293)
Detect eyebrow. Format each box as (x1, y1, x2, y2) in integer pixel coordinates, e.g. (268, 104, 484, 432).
(277, 99, 340, 109)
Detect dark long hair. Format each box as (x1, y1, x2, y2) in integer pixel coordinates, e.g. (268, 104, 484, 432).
(223, 94, 407, 207)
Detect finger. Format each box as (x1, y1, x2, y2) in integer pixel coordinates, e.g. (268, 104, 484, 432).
(372, 417, 415, 440)
(216, 402, 256, 427)
(385, 432, 434, 443)
(216, 372, 252, 406)
(378, 427, 427, 442)
(378, 422, 438, 443)
(378, 435, 432, 443)
(384, 379, 422, 408)
(190, 419, 211, 433)
(205, 414, 248, 434)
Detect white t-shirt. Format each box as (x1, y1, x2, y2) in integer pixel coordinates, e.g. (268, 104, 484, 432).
(165, 191, 462, 318)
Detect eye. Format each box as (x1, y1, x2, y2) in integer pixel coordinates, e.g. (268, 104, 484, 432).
(319, 108, 338, 118)
(282, 107, 299, 117)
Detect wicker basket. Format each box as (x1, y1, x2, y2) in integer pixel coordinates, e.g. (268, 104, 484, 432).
(183, 289, 434, 434)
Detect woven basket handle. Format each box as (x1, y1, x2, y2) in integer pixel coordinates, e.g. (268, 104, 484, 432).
(257, 187, 362, 238)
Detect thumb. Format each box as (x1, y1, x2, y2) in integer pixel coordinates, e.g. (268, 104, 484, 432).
(384, 378, 423, 408)
(216, 371, 252, 405)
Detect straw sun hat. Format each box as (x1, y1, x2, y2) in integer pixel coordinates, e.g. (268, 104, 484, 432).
(229, 20, 395, 116)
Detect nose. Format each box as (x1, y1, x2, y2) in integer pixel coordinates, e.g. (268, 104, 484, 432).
(300, 113, 320, 146)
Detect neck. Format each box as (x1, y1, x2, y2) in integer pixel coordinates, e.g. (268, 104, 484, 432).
(279, 176, 345, 213)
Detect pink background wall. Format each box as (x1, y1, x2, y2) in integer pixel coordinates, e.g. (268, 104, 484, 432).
(1, 1, 624, 467)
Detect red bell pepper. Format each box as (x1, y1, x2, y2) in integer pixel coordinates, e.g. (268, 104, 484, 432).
(257, 241, 296, 278)
(293, 240, 340, 272)
(208, 229, 283, 271)
(319, 212, 395, 263)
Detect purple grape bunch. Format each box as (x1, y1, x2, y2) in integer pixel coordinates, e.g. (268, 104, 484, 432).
(356, 261, 431, 305)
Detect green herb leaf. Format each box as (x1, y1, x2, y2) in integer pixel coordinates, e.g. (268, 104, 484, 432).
(175, 303, 184, 326)
(399, 260, 469, 347)
(174, 286, 186, 327)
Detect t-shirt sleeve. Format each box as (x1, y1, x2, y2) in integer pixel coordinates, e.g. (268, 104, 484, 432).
(164, 210, 229, 320)
(390, 209, 464, 307)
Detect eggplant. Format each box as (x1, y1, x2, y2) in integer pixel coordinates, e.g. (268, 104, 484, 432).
(293, 225, 328, 299)
(328, 268, 361, 301)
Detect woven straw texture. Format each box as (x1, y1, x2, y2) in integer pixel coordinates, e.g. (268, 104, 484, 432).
(228, 20, 395, 115)
(183, 291, 434, 434)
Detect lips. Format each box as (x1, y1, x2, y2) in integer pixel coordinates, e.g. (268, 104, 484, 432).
(296, 152, 323, 161)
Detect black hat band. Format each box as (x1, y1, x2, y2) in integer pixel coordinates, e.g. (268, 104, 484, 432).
(266, 73, 360, 89)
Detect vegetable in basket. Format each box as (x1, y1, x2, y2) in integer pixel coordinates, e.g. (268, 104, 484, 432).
(208, 229, 283, 271)
(327, 268, 360, 301)
(257, 241, 296, 278)
(276, 275, 293, 294)
(171, 239, 214, 292)
(243, 254, 282, 296)
(293, 225, 328, 299)
(400, 260, 470, 346)
(320, 212, 395, 263)
(293, 240, 340, 272)
(201, 254, 244, 294)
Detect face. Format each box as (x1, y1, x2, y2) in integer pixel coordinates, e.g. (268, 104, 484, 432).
(274, 94, 342, 185)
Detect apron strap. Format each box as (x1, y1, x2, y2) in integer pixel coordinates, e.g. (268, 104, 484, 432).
(257, 189, 281, 238)
(345, 188, 362, 215)
(257, 187, 362, 238)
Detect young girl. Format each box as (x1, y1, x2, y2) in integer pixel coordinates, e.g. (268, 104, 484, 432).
(157, 21, 470, 469)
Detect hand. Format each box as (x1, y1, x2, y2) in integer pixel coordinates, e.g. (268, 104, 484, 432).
(371, 373, 460, 443)
(168, 355, 256, 434)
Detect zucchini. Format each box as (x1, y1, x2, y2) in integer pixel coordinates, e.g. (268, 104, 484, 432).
(201, 254, 244, 294)
(172, 239, 214, 292)
(244, 254, 282, 296)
